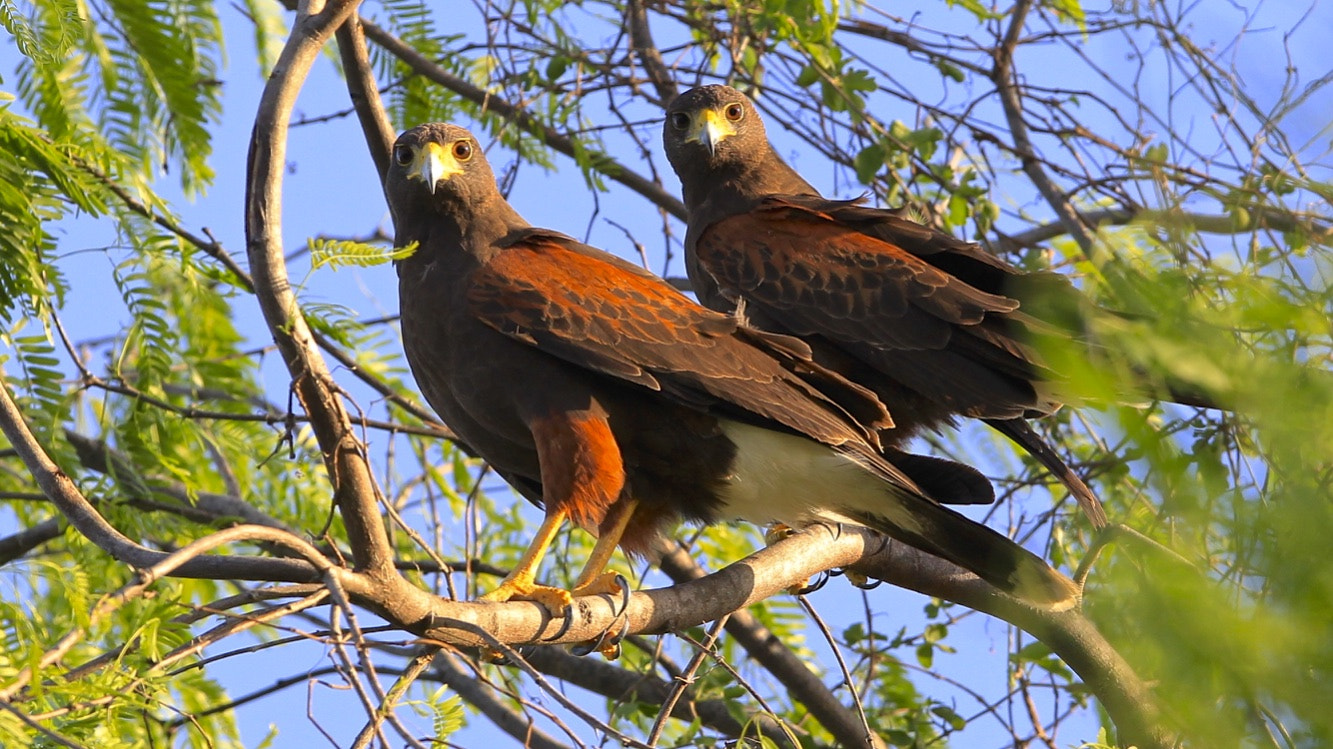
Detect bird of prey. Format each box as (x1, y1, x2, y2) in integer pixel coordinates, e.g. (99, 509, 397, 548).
(663, 84, 1108, 528)
(385, 122, 1078, 621)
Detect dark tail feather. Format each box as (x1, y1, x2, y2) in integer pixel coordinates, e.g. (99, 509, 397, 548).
(839, 501, 1080, 608)
(985, 417, 1108, 529)
(887, 449, 995, 505)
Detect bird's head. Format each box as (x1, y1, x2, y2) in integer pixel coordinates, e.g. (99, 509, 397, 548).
(662, 84, 766, 169)
(386, 123, 498, 217)
(385, 123, 523, 250)
(663, 85, 815, 211)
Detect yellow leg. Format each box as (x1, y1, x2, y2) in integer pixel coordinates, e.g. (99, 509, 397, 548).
(479, 507, 575, 613)
(567, 499, 637, 658)
(569, 498, 638, 597)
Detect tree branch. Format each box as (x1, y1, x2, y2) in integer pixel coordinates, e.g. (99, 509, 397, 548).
(398, 526, 1168, 749)
(998, 206, 1333, 251)
(0, 516, 63, 565)
(624, 0, 679, 105)
(335, 13, 395, 187)
(0, 523, 340, 702)
(522, 644, 796, 745)
(244, 0, 397, 576)
(355, 16, 688, 220)
(428, 648, 572, 749)
(990, 0, 1096, 256)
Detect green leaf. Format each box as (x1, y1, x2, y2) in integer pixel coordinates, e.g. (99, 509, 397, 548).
(853, 142, 885, 184)
(933, 58, 965, 83)
(795, 64, 821, 88)
(545, 54, 569, 81)
(930, 704, 967, 730)
(945, 0, 1002, 20)
(431, 690, 465, 740)
(310, 238, 417, 269)
(922, 623, 948, 643)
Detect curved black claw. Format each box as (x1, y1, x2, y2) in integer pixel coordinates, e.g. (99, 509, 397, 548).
(570, 615, 630, 658)
(611, 574, 630, 616)
(849, 575, 882, 591)
(832, 568, 883, 590)
(793, 569, 830, 595)
(540, 604, 575, 643)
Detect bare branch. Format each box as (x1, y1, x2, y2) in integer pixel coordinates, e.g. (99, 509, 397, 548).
(991, 0, 1095, 256)
(356, 16, 688, 220)
(521, 645, 793, 744)
(999, 206, 1333, 251)
(351, 647, 437, 749)
(625, 0, 679, 105)
(0, 369, 321, 584)
(74, 149, 448, 433)
(335, 13, 396, 188)
(427, 648, 572, 749)
(244, 0, 398, 576)
(654, 539, 883, 749)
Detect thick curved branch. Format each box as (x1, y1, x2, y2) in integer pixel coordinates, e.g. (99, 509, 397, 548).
(244, 0, 396, 576)
(397, 525, 1168, 749)
(6, 354, 1167, 749)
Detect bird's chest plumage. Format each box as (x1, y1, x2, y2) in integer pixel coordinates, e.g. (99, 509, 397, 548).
(398, 260, 543, 475)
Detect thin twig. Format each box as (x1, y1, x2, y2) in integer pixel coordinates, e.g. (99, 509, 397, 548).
(799, 597, 885, 749)
(356, 16, 688, 220)
(646, 613, 729, 746)
(351, 647, 439, 749)
(990, 0, 1094, 256)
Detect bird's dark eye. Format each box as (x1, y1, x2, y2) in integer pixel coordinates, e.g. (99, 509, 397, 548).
(724, 102, 744, 122)
(669, 112, 691, 131)
(452, 140, 473, 161)
(393, 144, 413, 166)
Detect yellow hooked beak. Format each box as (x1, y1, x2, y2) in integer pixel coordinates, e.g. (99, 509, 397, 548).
(409, 141, 463, 194)
(687, 108, 736, 157)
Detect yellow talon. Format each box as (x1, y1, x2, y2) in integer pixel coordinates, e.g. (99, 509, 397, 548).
(572, 570, 625, 599)
(479, 579, 575, 613)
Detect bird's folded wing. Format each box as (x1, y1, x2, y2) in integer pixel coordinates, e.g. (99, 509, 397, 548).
(467, 230, 889, 446)
(697, 198, 1025, 349)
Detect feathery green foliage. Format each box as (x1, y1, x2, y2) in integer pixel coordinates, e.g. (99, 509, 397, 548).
(0, 0, 1330, 747)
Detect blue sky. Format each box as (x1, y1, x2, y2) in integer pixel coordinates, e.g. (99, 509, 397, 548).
(2, 0, 1331, 745)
